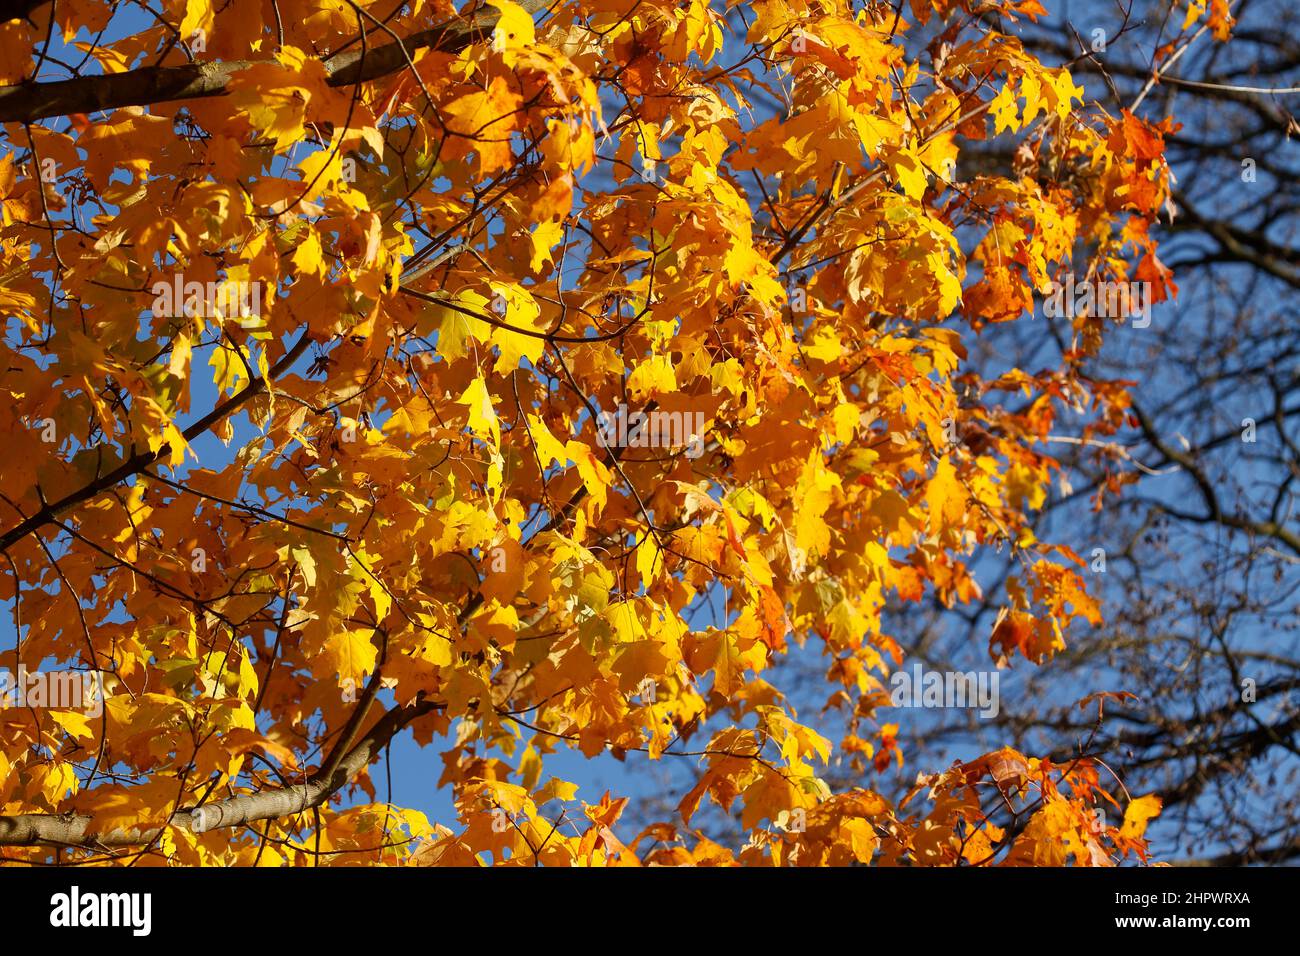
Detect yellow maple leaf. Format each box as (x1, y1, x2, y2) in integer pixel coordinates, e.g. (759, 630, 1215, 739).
(322, 629, 379, 684)
(1120, 794, 1163, 840)
(458, 376, 500, 447)
(529, 219, 565, 272)
(525, 413, 570, 469)
(490, 0, 536, 51)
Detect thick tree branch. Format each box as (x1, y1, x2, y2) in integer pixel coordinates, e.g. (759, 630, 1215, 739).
(0, 0, 548, 124)
(0, 694, 443, 849)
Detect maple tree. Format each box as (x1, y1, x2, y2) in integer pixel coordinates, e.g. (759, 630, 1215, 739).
(0, 0, 1220, 866)
(840, 0, 1300, 867)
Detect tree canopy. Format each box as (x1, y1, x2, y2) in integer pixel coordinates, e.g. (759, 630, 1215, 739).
(0, 0, 1230, 866)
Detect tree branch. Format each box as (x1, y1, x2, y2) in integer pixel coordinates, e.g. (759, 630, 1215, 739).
(0, 329, 311, 556)
(0, 0, 549, 124)
(0, 694, 443, 849)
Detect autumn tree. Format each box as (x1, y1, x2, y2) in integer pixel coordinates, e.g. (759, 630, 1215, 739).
(806, 0, 1299, 867)
(0, 0, 1183, 865)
